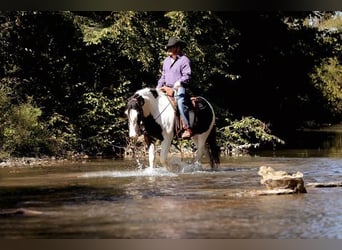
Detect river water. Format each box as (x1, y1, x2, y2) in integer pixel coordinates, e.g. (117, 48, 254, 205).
(0, 128, 341, 239)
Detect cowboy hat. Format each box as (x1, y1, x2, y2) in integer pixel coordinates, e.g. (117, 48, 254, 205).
(165, 36, 187, 49)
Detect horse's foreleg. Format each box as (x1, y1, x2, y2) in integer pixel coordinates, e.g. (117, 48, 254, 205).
(159, 138, 172, 168)
(148, 143, 155, 168)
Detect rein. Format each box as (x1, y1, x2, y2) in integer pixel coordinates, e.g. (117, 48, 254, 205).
(153, 100, 172, 121)
(127, 92, 173, 131)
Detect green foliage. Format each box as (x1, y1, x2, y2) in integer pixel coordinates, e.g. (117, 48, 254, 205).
(310, 57, 342, 119)
(77, 81, 130, 156)
(46, 112, 78, 156)
(0, 85, 12, 148)
(163, 11, 240, 93)
(315, 12, 342, 32)
(218, 117, 285, 153)
(0, 90, 49, 157)
(0, 11, 340, 158)
(76, 11, 164, 73)
(3, 102, 41, 153)
(0, 85, 10, 112)
(0, 81, 72, 157)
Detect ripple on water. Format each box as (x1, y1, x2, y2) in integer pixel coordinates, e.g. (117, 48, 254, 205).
(1, 155, 342, 238)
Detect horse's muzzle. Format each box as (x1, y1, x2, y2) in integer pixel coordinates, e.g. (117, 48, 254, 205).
(128, 125, 143, 138)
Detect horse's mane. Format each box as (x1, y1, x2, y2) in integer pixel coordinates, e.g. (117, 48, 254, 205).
(135, 87, 163, 100)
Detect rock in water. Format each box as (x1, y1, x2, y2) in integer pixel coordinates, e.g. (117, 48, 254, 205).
(258, 166, 307, 193)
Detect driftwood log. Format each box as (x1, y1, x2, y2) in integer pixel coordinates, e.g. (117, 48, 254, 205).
(306, 182, 342, 188)
(0, 208, 43, 217)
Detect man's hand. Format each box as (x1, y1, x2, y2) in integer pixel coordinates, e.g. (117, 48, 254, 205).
(174, 81, 181, 90)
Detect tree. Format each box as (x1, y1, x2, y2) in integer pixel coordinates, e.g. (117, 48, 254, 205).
(310, 57, 342, 122)
(0, 11, 340, 157)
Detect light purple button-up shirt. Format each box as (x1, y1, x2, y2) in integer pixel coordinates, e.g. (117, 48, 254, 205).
(157, 54, 191, 88)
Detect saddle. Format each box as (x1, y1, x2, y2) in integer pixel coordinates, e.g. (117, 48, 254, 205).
(160, 86, 204, 138)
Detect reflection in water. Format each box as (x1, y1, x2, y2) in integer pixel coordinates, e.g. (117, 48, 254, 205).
(269, 126, 342, 158)
(0, 129, 341, 238)
(0, 153, 341, 238)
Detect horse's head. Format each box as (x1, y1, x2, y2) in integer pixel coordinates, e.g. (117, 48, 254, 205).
(125, 93, 145, 138)
(126, 87, 167, 140)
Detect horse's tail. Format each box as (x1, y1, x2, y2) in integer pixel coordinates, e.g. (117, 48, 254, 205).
(207, 124, 220, 169)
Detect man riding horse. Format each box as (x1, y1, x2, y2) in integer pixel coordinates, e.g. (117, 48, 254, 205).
(156, 36, 192, 139)
(126, 37, 220, 170)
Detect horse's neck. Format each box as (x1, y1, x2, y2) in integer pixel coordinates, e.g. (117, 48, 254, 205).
(142, 93, 173, 119)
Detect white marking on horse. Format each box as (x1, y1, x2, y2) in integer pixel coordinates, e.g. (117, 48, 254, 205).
(126, 87, 219, 170)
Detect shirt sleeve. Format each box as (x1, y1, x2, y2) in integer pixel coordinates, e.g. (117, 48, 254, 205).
(157, 60, 166, 88)
(178, 56, 191, 84)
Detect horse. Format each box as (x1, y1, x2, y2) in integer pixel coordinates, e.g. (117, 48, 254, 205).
(125, 87, 220, 170)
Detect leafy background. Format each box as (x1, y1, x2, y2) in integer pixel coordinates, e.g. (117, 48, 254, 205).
(0, 11, 341, 158)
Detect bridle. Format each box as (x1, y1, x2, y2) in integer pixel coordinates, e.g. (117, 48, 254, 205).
(126, 90, 173, 136)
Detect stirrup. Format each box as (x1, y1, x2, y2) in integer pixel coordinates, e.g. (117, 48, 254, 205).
(181, 128, 192, 139)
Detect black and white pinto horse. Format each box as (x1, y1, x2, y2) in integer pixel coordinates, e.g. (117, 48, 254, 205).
(126, 87, 220, 170)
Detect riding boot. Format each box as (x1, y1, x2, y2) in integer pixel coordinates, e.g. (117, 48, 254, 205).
(181, 128, 192, 139)
(176, 87, 191, 138)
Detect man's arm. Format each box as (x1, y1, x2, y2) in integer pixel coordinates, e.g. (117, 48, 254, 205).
(178, 56, 191, 84)
(157, 66, 166, 88)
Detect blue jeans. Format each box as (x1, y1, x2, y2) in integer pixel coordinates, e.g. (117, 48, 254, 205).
(175, 86, 190, 129)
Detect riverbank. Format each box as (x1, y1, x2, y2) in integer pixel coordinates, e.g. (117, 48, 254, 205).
(0, 157, 69, 168)
(0, 153, 91, 168)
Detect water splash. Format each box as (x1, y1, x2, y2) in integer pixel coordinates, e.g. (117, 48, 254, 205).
(135, 157, 144, 170)
(80, 157, 206, 178)
(80, 167, 178, 178)
(168, 156, 203, 173)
